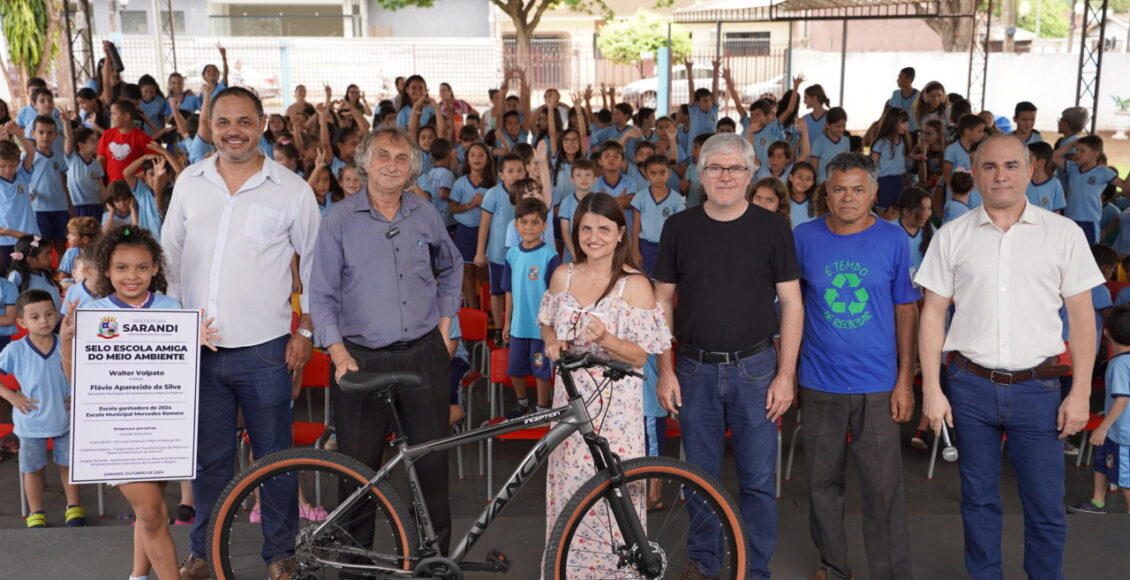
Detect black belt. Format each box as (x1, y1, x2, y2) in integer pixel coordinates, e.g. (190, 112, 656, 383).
(677, 337, 774, 364)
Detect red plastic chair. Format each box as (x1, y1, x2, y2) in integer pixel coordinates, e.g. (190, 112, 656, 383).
(478, 283, 493, 319)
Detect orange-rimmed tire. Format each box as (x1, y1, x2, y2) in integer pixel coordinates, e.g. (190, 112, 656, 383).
(208, 448, 418, 579)
(544, 456, 747, 579)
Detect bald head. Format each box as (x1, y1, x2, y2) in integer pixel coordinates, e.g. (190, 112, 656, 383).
(972, 133, 1033, 209)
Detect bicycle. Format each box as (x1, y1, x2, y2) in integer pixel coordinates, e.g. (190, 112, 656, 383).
(207, 350, 748, 579)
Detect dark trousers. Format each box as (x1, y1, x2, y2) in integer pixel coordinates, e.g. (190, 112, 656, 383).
(333, 328, 452, 555)
(800, 387, 912, 580)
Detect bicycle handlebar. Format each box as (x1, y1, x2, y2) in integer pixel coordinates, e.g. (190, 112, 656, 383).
(557, 350, 644, 379)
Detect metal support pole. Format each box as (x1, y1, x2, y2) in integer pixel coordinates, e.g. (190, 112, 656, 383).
(1075, 0, 1110, 134)
(838, 19, 847, 105)
(658, 23, 671, 117)
(785, 20, 793, 85)
(715, 21, 722, 62)
(150, 0, 166, 86)
(165, 0, 178, 72)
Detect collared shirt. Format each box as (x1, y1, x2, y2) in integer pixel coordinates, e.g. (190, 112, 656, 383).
(162, 155, 321, 348)
(915, 202, 1104, 370)
(309, 187, 462, 350)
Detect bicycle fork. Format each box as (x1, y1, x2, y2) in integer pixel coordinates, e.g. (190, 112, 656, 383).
(582, 433, 664, 577)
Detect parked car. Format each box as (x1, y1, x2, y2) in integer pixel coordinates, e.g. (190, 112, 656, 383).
(739, 74, 786, 104)
(182, 61, 280, 99)
(620, 64, 731, 110)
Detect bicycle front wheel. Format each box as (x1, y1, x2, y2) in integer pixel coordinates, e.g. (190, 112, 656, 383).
(208, 448, 418, 579)
(544, 456, 747, 579)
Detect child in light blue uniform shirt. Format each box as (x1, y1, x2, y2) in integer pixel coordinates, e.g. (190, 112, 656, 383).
(27, 142, 69, 216)
(0, 143, 40, 261)
(1026, 177, 1066, 212)
(1061, 158, 1118, 244)
(8, 235, 62, 310)
(942, 140, 984, 207)
(0, 278, 17, 349)
(0, 288, 83, 527)
(630, 157, 685, 277)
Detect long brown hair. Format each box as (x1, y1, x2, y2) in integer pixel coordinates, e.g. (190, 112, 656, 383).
(571, 192, 640, 302)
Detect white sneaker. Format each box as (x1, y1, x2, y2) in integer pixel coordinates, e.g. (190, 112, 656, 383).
(324, 432, 338, 451)
(1064, 441, 1080, 456)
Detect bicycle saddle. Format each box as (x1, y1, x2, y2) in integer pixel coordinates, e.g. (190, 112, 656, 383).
(338, 371, 423, 398)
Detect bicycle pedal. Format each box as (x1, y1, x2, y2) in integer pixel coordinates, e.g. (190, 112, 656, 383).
(486, 548, 512, 573)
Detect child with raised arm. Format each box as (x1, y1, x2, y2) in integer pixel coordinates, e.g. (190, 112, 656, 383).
(121, 143, 181, 243)
(501, 197, 560, 418)
(103, 181, 139, 233)
(61, 225, 218, 579)
(0, 122, 40, 272)
(1054, 135, 1128, 244)
(61, 104, 107, 219)
(685, 59, 720, 141)
(97, 100, 153, 183)
(201, 43, 230, 99)
(0, 289, 83, 528)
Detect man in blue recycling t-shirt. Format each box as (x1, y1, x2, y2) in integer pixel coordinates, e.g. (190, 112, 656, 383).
(793, 152, 919, 580)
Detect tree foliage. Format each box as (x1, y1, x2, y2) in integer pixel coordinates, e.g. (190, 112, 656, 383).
(1, 0, 56, 77)
(596, 10, 692, 66)
(1016, 0, 1071, 38)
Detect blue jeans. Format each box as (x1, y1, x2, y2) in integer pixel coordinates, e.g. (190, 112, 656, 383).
(676, 347, 778, 579)
(946, 358, 1066, 580)
(190, 335, 298, 565)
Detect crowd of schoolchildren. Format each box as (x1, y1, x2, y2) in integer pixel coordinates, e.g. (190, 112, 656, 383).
(2, 42, 1130, 574)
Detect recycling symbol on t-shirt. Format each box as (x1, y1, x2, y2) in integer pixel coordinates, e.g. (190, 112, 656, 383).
(824, 273, 869, 315)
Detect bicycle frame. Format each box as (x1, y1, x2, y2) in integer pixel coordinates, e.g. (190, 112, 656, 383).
(303, 354, 658, 576)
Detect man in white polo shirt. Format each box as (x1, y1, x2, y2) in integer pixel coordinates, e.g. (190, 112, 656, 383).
(916, 133, 1103, 580)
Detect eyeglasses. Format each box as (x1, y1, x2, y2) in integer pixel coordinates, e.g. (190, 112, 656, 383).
(702, 165, 750, 178)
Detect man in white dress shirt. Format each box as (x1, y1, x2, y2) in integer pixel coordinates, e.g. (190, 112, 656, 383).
(916, 133, 1103, 580)
(163, 86, 321, 580)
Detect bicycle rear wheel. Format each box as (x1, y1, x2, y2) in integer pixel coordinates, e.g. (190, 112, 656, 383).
(208, 448, 418, 579)
(544, 456, 747, 579)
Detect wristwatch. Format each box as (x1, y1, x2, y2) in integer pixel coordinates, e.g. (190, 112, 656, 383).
(296, 328, 313, 341)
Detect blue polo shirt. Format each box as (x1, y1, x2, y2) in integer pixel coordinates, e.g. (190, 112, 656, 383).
(748, 120, 785, 170)
(1063, 161, 1117, 226)
(500, 242, 559, 339)
(630, 187, 685, 243)
(688, 104, 718, 142)
(1026, 176, 1066, 212)
(943, 141, 983, 207)
(0, 166, 40, 245)
(810, 133, 849, 183)
(8, 271, 61, 310)
(28, 150, 68, 212)
(60, 280, 98, 315)
(0, 335, 70, 438)
(802, 112, 826, 148)
(887, 89, 919, 130)
(450, 175, 487, 228)
(66, 152, 105, 207)
(88, 291, 181, 310)
(789, 197, 814, 230)
(794, 217, 919, 393)
(132, 180, 163, 243)
(1104, 353, 1130, 446)
(0, 278, 17, 337)
(480, 184, 515, 265)
(871, 137, 907, 178)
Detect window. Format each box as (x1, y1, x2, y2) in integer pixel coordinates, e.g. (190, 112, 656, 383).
(160, 11, 187, 35)
(723, 31, 770, 57)
(120, 11, 148, 35)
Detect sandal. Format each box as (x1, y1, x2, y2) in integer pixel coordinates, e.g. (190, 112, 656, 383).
(299, 504, 328, 521)
(65, 505, 86, 527)
(646, 499, 665, 512)
(26, 511, 46, 528)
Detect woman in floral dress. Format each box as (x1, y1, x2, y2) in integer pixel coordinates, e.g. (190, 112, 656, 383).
(538, 192, 672, 578)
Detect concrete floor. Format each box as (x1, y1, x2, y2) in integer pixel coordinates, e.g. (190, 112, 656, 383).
(1, 388, 1128, 579)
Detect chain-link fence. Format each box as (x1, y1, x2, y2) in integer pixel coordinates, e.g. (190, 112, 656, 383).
(105, 34, 787, 114)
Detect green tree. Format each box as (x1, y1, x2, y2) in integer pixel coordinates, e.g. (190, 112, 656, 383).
(596, 10, 691, 74)
(0, 0, 60, 106)
(1016, 0, 1070, 38)
(376, 1, 673, 70)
